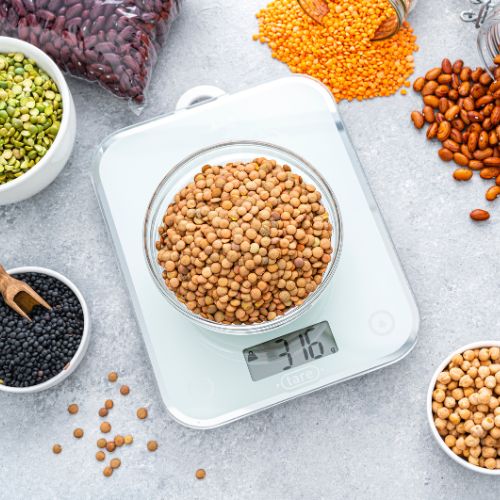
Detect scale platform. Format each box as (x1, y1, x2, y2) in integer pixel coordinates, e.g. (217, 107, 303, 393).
(93, 76, 419, 429)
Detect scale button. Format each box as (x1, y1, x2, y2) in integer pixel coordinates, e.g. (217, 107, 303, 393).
(280, 365, 320, 391)
(188, 377, 215, 400)
(369, 311, 395, 335)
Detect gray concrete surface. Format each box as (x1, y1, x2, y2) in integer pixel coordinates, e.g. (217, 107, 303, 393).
(1, 0, 499, 498)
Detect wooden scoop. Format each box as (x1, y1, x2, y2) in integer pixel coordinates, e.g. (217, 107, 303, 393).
(297, 0, 399, 40)
(0, 265, 51, 321)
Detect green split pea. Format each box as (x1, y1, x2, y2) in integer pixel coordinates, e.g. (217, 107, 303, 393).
(0, 52, 62, 186)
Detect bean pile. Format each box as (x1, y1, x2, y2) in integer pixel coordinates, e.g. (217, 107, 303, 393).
(254, 0, 418, 101)
(0, 0, 180, 103)
(411, 57, 500, 221)
(0, 52, 62, 186)
(0, 272, 84, 388)
(156, 158, 334, 324)
(431, 346, 500, 470)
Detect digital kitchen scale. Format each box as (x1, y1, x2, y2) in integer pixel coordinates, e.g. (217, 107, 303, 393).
(92, 76, 419, 429)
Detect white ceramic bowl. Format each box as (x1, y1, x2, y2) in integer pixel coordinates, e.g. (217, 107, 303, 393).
(0, 266, 89, 394)
(0, 37, 76, 205)
(427, 340, 500, 475)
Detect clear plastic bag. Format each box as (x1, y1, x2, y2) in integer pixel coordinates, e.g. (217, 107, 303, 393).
(0, 0, 181, 108)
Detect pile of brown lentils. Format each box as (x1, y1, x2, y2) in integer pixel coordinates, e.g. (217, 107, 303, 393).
(156, 158, 333, 324)
(431, 346, 500, 470)
(411, 57, 500, 222)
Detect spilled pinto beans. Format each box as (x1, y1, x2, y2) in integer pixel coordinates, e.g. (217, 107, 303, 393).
(411, 57, 500, 222)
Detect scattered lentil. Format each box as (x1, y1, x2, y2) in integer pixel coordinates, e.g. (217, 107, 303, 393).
(0, 53, 62, 186)
(52, 444, 62, 454)
(105, 399, 114, 410)
(107, 371, 118, 382)
(156, 158, 333, 324)
(96, 451, 106, 462)
(114, 435, 125, 447)
(100, 422, 111, 434)
(98, 407, 108, 418)
(110, 458, 121, 469)
(195, 469, 206, 480)
(103, 466, 113, 478)
(67, 404, 79, 415)
(147, 440, 158, 452)
(120, 385, 130, 396)
(106, 441, 116, 453)
(124, 435, 134, 445)
(137, 407, 148, 420)
(254, 1, 418, 101)
(73, 428, 84, 439)
(97, 438, 107, 449)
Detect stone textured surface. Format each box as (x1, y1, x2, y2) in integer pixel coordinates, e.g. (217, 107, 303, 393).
(1, 1, 499, 498)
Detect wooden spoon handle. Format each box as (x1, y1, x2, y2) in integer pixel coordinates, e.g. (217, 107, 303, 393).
(0, 264, 10, 297)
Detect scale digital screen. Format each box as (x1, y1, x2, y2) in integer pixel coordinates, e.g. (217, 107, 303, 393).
(243, 321, 338, 382)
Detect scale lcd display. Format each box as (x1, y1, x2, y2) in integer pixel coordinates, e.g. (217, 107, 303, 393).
(243, 321, 338, 381)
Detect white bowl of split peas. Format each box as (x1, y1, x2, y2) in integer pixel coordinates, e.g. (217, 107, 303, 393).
(427, 341, 500, 475)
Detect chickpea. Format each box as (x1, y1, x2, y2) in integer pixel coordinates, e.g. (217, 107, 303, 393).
(433, 389, 446, 403)
(450, 367, 464, 381)
(444, 396, 457, 409)
(484, 458, 497, 470)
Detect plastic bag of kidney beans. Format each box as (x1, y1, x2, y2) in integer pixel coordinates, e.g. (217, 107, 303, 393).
(0, 0, 181, 109)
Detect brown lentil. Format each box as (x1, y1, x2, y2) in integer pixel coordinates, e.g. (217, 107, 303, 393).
(99, 407, 108, 418)
(136, 407, 148, 420)
(108, 371, 118, 382)
(124, 435, 134, 445)
(73, 428, 84, 439)
(106, 441, 116, 453)
(103, 466, 113, 478)
(431, 346, 500, 470)
(110, 458, 121, 469)
(114, 435, 125, 447)
(105, 399, 114, 410)
(52, 444, 62, 454)
(195, 468, 206, 480)
(100, 422, 112, 434)
(120, 385, 130, 396)
(96, 451, 106, 462)
(67, 404, 79, 415)
(147, 440, 158, 452)
(156, 158, 334, 324)
(97, 438, 107, 449)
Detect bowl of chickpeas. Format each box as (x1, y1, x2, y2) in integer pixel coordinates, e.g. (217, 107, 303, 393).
(144, 141, 342, 334)
(427, 341, 500, 474)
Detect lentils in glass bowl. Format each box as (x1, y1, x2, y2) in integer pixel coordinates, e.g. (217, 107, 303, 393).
(144, 141, 342, 335)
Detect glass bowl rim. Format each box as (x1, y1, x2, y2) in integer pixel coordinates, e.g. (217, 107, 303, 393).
(144, 140, 343, 335)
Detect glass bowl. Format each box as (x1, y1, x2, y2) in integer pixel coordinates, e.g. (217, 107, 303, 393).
(144, 141, 343, 335)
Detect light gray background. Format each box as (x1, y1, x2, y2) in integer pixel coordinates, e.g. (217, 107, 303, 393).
(1, 1, 499, 499)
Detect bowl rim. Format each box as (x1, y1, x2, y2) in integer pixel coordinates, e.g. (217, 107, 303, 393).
(426, 340, 500, 475)
(0, 266, 89, 394)
(0, 36, 72, 195)
(144, 140, 343, 335)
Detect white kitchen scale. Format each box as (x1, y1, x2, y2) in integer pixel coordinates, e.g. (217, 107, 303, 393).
(92, 76, 419, 429)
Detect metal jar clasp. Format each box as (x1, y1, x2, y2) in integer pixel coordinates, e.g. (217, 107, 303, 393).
(461, 0, 497, 27)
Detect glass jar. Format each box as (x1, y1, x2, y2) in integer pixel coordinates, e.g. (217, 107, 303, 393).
(477, 5, 500, 76)
(144, 141, 343, 335)
(297, 0, 418, 40)
(374, 0, 418, 40)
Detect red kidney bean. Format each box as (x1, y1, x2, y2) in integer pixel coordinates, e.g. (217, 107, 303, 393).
(66, 3, 83, 19)
(1, 0, 180, 103)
